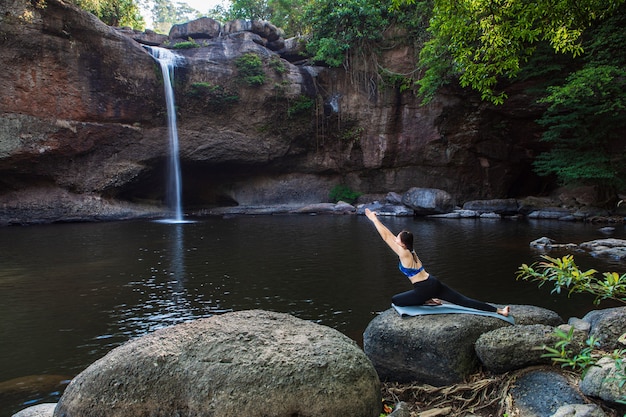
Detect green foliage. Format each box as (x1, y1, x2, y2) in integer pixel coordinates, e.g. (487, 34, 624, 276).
(266, 0, 308, 37)
(381, 73, 416, 93)
(269, 56, 287, 74)
(150, 0, 199, 34)
(517, 254, 626, 305)
(532, 8, 626, 189)
(187, 82, 239, 105)
(172, 39, 201, 49)
(329, 185, 361, 204)
(417, 0, 626, 104)
(228, 0, 273, 21)
(340, 126, 364, 143)
(541, 327, 599, 372)
(71, 0, 145, 28)
(303, 0, 389, 67)
(541, 327, 626, 406)
(235, 53, 266, 86)
(287, 96, 314, 118)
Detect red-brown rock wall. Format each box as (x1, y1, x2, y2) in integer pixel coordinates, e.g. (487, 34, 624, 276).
(0, 0, 548, 223)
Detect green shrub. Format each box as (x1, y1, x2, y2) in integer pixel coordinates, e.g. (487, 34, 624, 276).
(235, 53, 266, 86)
(287, 96, 314, 117)
(172, 39, 201, 49)
(269, 56, 287, 74)
(187, 82, 239, 105)
(329, 185, 361, 204)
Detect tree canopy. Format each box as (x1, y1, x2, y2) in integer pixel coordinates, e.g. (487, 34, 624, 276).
(72, 0, 145, 28)
(150, 0, 199, 33)
(418, 0, 626, 104)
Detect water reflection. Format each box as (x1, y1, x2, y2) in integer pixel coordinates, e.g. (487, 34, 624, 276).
(0, 216, 623, 416)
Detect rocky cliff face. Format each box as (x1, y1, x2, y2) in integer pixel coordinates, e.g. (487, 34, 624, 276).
(0, 0, 547, 224)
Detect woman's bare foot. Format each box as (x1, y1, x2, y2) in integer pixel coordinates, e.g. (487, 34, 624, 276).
(424, 298, 442, 306)
(497, 306, 510, 316)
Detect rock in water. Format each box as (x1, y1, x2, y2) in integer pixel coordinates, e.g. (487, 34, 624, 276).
(54, 310, 381, 417)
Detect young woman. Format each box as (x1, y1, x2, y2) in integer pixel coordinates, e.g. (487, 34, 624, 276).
(365, 208, 510, 316)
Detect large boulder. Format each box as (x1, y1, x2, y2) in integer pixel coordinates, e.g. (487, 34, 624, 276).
(54, 310, 381, 417)
(462, 198, 519, 215)
(401, 188, 455, 215)
(582, 307, 626, 350)
(363, 305, 563, 385)
(550, 404, 609, 417)
(579, 239, 626, 261)
(497, 304, 563, 326)
(475, 324, 559, 373)
(363, 308, 510, 385)
(579, 356, 626, 405)
(169, 17, 222, 40)
(509, 369, 587, 417)
(11, 403, 56, 417)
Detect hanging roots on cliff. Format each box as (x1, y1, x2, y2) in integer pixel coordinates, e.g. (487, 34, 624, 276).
(381, 371, 516, 417)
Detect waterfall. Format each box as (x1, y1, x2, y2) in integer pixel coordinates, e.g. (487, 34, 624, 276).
(145, 46, 185, 223)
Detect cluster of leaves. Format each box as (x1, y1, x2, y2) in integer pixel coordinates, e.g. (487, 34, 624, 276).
(329, 185, 361, 204)
(417, 0, 625, 105)
(542, 327, 626, 403)
(287, 95, 314, 118)
(187, 82, 239, 106)
(71, 0, 144, 28)
(268, 56, 286, 74)
(302, 0, 390, 67)
(516, 254, 626, 305)
(150, 0, 199, 34)
(542, 327, 600, 372)
(235, 53, 266, 86)
(532, 8, 626, 190)
(171, 38, 201, 49)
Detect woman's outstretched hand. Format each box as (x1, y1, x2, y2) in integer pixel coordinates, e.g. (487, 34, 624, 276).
(365, 208, 377, 221)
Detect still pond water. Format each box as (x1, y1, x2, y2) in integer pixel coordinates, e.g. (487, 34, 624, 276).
(1, 214, 624, 415)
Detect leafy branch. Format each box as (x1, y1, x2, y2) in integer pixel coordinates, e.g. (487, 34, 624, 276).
(516, 254, 626, 305)
(541, 327, 599, 372)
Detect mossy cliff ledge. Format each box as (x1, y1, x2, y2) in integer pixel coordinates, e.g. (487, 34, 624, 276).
(1, 0, 549, 224)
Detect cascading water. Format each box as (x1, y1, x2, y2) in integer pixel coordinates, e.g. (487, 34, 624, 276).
(145, 46, 186, 223)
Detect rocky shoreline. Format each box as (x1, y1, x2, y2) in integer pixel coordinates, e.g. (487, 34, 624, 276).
(6, 185, 624, 227)
(11, 306, 626, 417)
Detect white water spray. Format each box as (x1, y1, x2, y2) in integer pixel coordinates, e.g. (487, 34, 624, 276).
(146, 46, 186, 223)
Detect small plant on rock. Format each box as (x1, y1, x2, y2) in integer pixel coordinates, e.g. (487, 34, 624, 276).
(235, 53, 266, 87)
(172, 38, 201, 49)
(269, 56, 287, 74)
(541, 327, 599, 373)
(187, 82, 239, 106)
(329, 185, 361, 204)
(287, 95, 314, 118)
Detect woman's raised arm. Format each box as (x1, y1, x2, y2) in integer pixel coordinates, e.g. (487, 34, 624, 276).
(365, 208, 403, 256)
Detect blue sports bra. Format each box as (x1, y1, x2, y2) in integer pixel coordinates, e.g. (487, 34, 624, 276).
(399, 262, 424, 278)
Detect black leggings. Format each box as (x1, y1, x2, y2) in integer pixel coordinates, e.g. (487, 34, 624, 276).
(392, 274, 497, 313)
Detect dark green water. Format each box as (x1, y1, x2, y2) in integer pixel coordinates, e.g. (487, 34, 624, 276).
(1, 215, 623, 415)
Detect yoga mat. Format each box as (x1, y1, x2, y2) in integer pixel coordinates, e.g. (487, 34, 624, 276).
(392, 302, 515, 324)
